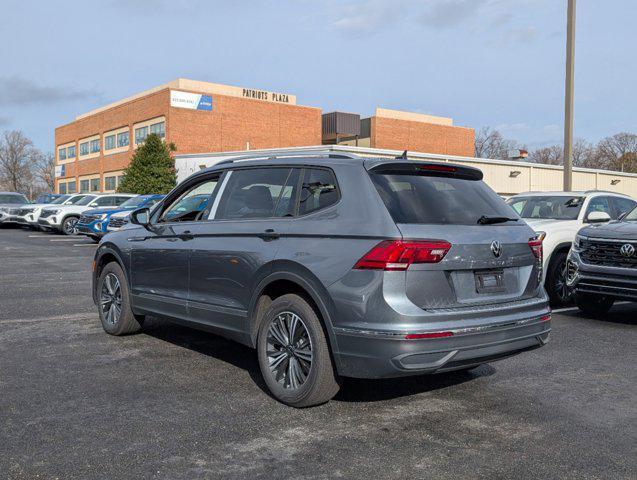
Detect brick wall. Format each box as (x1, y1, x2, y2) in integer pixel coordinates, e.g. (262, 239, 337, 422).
(370, 116, 475, 157)
(54, 88, 322, 192)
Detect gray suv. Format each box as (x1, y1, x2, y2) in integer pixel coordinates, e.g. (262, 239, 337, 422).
(92, 151, 551, 407)
(568, 205, 637, 315)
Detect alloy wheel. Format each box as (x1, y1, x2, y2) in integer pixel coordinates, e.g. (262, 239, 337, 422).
(266, 311, 313, 390)
(100, 273, 122, 325)
(554, 260, 572, 302)
(63, 218, 78, 235)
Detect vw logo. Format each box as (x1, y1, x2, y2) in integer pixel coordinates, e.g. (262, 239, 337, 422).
(620, 243, 635, 258)
(490, 240, 502, 258)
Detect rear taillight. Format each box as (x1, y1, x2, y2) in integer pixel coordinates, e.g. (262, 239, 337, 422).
(528, 237, 543, 262)
(404, 331, 454, 340)
(354, 240, 451, 271)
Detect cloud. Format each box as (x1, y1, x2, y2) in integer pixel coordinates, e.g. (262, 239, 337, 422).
(419, 0, 488, 29)
(330, 0, 410, 36)
(499, 26, 537, 43)
(0, 77, 100, 106)
(0, 115, 9, 126)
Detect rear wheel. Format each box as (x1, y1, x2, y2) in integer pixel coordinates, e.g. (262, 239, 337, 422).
(61, 216, 79, 235)
(575, 293, 615, 316)
(97, 262, 142, 335)
(546, 251, 573, 307)
(257, 294, 340, 407)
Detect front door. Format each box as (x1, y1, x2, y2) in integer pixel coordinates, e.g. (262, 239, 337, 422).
(129, 176, 219, 320)
(187, 167, 301, 335)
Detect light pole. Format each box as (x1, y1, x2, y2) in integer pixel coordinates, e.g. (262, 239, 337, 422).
(563, 0, 576, 191)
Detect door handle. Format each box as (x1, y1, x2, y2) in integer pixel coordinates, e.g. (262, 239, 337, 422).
(179, 230, 195, 241)
(258, 228, 280, 241)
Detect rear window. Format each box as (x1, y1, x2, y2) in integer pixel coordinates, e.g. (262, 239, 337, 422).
(370, 172, 517, 225)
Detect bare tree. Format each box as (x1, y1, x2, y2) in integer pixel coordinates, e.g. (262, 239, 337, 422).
(32, 151, 56, 191)
(0, 130, 35, 193)
(528, 145, 563, 165)
(474, 126, 521, 160)
(596, 132, 637, 172)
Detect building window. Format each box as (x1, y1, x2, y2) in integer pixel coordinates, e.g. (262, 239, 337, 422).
(80, 179, 90, 193)
(117, 131, 130, 147)
(104, 176, 116, 191)
(104, 135, 116, 150)
(150, 121, 165, 138)
(117, 175, 125, 186)
(59, 183, 67, 194)
(58, 147, 67, 161)
(67, 145, 76, 158)
(90, 178, 101, 192)
(90, 139, 100, 153)
(135, 126, 148, 145)
(68, 181, 77, 193)
(80, 142, 89, 156)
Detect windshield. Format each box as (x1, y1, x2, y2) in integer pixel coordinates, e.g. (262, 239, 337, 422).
(76, 195, 97, 206)
(0, 194, 27, 204)
(50, 195, 71, 205)
(624, 206, 637, 221)
(507, 195, 584, 220)
(120, 196, 151, 208)
(370, 172, 518, 225)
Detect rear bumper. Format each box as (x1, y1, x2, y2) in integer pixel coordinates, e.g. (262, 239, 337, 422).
(333, 314, 550, 378)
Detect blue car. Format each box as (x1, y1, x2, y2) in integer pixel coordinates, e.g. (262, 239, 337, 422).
(75, 194, 165, 241)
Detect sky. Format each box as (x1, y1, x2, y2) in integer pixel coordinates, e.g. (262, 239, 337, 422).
(0, 0, 635, 153)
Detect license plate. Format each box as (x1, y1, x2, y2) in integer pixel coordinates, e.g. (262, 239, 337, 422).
(475, 270, 505, 294)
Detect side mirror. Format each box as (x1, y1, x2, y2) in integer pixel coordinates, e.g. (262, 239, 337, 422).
(130, 207, 151, 227)
(586, 211, 611, 223)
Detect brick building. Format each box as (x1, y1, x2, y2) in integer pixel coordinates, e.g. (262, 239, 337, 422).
(54, 79, 474, 193)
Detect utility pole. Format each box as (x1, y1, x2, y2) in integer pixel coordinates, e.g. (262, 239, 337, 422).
(563, 0, 576, 191)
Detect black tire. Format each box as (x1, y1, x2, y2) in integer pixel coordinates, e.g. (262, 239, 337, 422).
(61, 216, 79, 235)
(257, 294, 340, 407)
(546, 251, 573, 307)
(575, 293, 615, 316)
(89, 235, 100, 243)
(97, 262, 142, 335)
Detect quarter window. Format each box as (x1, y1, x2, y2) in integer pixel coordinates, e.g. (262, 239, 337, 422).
(299, 168, 339, 215)
(104, 135, 116, 150)
(214, 168, 294, 220)
(117, 131, 130, 147)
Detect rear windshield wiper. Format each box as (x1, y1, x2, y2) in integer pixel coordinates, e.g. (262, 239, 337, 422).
(477, 215, 519, 225)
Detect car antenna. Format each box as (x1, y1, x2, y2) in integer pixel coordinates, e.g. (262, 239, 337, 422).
(396, 150, 408, 160)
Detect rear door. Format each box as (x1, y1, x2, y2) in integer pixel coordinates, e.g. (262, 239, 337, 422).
(369, 163, 541, 310)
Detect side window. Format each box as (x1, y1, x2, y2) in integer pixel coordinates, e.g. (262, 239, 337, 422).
(160, 177, 218, 223)
(585, 196, 612, 218)
(611, 197, 637, 219)
(95, 197, 116, 207)
(299, 168, 339, 215)
(214, 168, 294, 220)
(115, 196, 131, 205)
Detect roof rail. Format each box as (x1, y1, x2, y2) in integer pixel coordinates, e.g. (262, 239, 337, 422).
(583, 189, 629, 196)
(214, 149, 360, 166)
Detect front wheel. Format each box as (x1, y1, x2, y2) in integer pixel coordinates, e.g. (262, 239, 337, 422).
(257, 294, 340, 407)
(61, 216, 79, 235)
(575, 293, 615, 316)
(546, 251, 573, 307)
(97, 262, 143, 335)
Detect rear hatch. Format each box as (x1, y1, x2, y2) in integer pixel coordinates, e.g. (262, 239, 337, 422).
(368, 161, 542, 310)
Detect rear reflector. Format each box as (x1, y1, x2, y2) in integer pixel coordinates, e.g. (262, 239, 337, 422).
(540, 314, 551, 322)
(528, 236, 543, 260)
(354, 240, 451, 271)
(404, 331, 454, 340)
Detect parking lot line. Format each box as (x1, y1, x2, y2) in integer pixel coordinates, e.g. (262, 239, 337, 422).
(73, 243, 97, 247)
(50, 238, 80, 242)
(28, 234, 47, 237)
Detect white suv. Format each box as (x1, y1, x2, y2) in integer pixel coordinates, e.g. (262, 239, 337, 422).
(38, 193, 135, 235)
(507, 191, 636, 306)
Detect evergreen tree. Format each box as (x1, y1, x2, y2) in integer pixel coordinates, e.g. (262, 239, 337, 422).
(117, 134, 177, 194)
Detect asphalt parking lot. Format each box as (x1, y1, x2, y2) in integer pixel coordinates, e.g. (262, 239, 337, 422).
(1, 226, 635, 480)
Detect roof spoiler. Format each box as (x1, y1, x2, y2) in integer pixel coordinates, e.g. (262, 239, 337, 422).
(368, 161, 483, 181)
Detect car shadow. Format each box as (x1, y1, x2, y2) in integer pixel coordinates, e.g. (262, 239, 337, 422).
(140, 316, 492, 403)
(558, 302, 637, 325)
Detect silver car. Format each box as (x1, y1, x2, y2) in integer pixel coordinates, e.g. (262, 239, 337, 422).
(92, 151, 551, 407)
